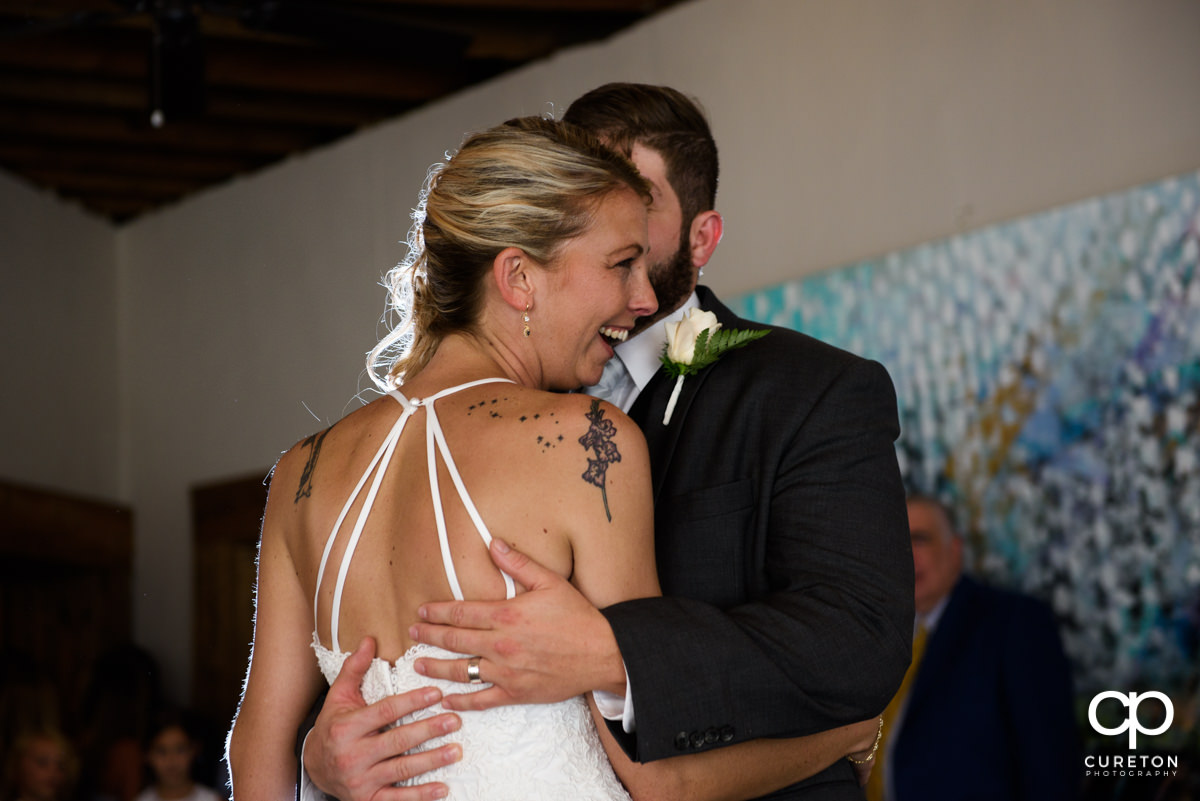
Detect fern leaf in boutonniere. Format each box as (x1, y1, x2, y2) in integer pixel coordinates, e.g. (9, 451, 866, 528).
(659, 308, 769, 424)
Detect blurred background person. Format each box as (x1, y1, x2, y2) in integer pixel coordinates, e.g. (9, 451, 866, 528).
(0, 651, 62, 767)
(135, 711, 223, 801)
(868, 494, 1080, 801)
(77, 644, 163, 801)
(2, 729, 77, 801)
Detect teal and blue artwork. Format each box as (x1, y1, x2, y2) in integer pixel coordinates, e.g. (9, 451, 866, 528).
(731, 171, 1200, 700)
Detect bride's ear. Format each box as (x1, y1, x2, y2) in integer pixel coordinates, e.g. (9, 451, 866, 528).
(493, 246, 536, 312)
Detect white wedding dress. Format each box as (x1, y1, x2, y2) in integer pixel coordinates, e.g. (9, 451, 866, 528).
(311, 378, 631, 800)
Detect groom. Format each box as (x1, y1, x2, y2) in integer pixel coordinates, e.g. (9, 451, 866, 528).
(304, 83, 914, 799)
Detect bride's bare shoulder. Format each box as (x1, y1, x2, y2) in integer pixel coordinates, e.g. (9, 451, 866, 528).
(465, 388, 644, 455)
(492, 390, 650, 506)
(270, 395, 398, 494)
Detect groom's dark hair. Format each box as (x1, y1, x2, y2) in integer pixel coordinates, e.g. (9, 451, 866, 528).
(564, 83, 718, 230)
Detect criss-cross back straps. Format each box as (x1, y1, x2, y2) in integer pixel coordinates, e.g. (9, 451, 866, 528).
(426, 397, 517, 602)
(314, 396, 412, 653)
(313, 377, 517, 653)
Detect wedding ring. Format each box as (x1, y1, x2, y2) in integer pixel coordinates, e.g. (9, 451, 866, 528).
(466, 656, 483, 684)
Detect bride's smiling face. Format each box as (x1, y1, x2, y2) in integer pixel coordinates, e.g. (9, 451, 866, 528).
(534, 187, 656, 390)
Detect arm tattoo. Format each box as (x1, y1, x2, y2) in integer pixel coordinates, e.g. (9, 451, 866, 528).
(577, 399, 622, 522)
(295, 428, 330, 503)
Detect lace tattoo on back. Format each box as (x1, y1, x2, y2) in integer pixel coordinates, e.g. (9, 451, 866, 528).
(578, 399, 622, 522)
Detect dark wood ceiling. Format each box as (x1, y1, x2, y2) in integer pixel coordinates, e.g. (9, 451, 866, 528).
(0, 0, 685, 223)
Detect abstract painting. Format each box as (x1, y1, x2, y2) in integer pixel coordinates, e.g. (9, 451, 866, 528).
(731, 171, 1200, 710)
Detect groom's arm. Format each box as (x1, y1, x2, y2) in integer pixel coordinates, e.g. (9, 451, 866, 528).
(602, 356, 913, 762)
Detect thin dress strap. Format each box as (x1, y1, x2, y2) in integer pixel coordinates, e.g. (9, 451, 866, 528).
(314, 377, 516, 652)
(426, 396, 518, 603)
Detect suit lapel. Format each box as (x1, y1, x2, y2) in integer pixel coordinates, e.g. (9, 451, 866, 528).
(629, 366, 710, 502)
(627, 288, 739, 503)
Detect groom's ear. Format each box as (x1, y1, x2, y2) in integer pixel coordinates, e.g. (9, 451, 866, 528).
(688, 210, 723, 271)
(493, 246, 535, 311)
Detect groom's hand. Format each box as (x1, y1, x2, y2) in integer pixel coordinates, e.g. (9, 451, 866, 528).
(409, 538, 626, 711)
(304, 637, 463, 801)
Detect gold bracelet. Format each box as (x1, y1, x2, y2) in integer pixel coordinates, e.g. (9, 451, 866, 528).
(846, 717, 884, 765)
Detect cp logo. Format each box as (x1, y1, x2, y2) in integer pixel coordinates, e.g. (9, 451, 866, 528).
(1088, 691, 1173, 748)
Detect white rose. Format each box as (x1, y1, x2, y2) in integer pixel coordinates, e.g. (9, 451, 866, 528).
(664, 308, 721, 364)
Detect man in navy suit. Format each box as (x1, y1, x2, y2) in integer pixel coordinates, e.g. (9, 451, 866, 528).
(303, 84, 914, 800)
(878, 495, 1080, 801)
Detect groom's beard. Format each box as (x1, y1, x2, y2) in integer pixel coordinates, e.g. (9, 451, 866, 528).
(631, 235, 694, 336)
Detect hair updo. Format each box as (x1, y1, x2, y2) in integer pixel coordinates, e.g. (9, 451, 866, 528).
(368, 116, 651, 389)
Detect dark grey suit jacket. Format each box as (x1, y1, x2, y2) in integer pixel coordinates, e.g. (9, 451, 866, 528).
(600, 287, 914, 800)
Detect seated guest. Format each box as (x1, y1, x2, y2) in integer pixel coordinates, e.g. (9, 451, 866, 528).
(2, 729, 77, 801)
(867, 494, 1081, 801)
(136, 712, 223, 801)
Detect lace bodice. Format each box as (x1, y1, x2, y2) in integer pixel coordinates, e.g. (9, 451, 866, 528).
(313, 640, 629, 799)
(310, 379, 630, 800)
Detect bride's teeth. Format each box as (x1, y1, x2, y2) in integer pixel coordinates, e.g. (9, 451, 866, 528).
(599, 326, 627, 342)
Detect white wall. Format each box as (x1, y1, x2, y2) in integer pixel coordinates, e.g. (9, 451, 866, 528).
(0, 172, 120, 500)
(4, 0, 1198, 700)
(699, 0, 1200, 285)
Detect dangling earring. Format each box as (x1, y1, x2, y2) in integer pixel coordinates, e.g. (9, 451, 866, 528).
(522, 303, 531, 337)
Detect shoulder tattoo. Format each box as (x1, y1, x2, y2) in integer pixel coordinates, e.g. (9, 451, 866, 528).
(294, 428, 330, 503)
(466, 396, 507, 418)
(577, 399, 622, 522)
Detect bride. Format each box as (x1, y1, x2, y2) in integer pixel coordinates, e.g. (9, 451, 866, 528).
(226, 116, 877, 801)
(227, 116, 660, 800)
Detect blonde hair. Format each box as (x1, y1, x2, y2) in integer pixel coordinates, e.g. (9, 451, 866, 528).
(368, 116, 650, 388)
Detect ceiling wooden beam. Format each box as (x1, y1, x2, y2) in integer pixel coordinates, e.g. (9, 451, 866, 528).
(0, 71, 404, 127)
(0, 0, 126, 15)
(0, 70, 142, 108)
(351, 0, 677, 11)
(22, 167, 205, 197)
(0, 0, 684, 222)
(0, 105, 334, 154)
(0, 141, 264, 178)
(203, 45, 472, 99)
(0, 31, 474, 101)
(0, 30, 146, 77)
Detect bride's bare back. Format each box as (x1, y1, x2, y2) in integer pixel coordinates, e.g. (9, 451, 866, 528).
(273, 380, 652, 664)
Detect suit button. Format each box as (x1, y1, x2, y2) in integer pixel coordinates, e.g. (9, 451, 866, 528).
(720, 725, 735, 742)
(674, 732, 689, 751)
(689, 731, 705, 749)
(704, 728, 719, 744)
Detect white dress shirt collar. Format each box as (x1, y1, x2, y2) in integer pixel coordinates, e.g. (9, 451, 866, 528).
(918, 589, 952, 635)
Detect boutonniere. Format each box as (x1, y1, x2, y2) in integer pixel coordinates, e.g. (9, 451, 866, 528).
(659, 308, 769, 424)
